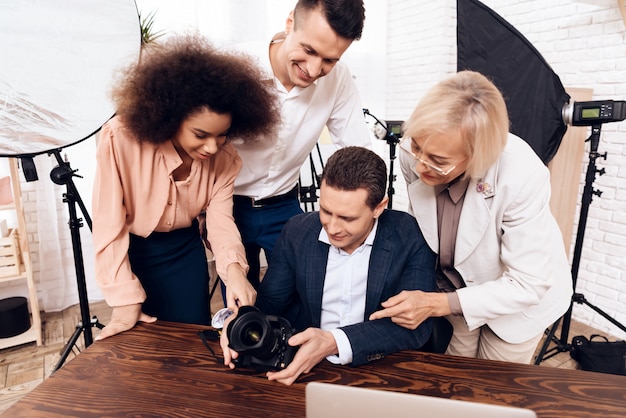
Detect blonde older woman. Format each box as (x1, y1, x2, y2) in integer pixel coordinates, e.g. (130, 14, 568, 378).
(370, 71, 572, 363)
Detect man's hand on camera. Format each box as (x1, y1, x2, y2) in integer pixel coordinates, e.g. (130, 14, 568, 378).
(219, 314, 239, 368)
(266, 328, 337, 386)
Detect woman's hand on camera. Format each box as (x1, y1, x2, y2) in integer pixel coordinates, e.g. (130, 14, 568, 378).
(95, 303, 156, 341)
(225, 263, 257, 313)
(266, 328, 337, 386)
(219, 314, 239, 368)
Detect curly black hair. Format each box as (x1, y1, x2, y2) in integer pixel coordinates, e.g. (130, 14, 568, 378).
(111, 34, 280, 144)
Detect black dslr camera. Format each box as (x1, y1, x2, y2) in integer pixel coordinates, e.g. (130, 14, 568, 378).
(227, 305, 299, 372)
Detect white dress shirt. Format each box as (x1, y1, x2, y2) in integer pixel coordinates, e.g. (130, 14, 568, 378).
(318, 220, 378, 364)
(230, 41, 372, 199)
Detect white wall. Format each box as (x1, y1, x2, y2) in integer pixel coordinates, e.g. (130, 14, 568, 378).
(387, 0, 626, 340)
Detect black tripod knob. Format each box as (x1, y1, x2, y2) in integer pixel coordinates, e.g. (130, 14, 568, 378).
(50, 164, 82, 185)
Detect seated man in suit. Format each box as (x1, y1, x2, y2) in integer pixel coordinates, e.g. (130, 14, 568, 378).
(220, 146, 436, 386)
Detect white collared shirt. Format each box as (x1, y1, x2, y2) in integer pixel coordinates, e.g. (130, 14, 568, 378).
(318, 220, 379, 364)
(230, 41, 372, 200)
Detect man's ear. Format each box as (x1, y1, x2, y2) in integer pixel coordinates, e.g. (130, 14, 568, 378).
(373, 197, 388, 219)
(285, 10, 295, 35)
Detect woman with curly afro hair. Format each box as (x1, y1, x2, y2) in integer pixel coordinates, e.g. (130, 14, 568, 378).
(92, 34, 280, 339)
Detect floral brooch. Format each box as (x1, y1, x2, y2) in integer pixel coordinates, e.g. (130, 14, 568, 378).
(476, 180, 494, 197)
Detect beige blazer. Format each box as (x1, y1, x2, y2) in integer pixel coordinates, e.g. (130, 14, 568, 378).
(399, 134, 572, 343)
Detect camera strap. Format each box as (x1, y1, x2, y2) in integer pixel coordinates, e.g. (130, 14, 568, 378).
(197, 329, 221, 359)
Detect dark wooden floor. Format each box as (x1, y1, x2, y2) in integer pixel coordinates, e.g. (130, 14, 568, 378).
(0, 299, 604, 414)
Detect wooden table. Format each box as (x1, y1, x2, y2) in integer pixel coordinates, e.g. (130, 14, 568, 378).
(4, 321, 626, 417)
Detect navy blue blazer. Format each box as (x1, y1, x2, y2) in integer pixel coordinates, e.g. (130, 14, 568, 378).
(255, 209, 436, 366)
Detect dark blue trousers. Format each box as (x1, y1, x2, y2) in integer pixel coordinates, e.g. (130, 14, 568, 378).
(218, 196, 303, 307)
(216, 195, 302, 308)
(233, 196, 303, 287)
(129, 219, 210, 325)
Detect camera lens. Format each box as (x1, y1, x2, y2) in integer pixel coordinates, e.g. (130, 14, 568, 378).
(225, 305, 299, 371)
(227, 306, 275, 357)
(241, 322, 264, 346)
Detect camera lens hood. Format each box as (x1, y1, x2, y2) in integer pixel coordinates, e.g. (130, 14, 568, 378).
(227, 306, 274, 357)
(226, 305, 299, 371)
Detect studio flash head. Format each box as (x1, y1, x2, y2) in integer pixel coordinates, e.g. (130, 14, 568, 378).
(562, 100, 626, 126)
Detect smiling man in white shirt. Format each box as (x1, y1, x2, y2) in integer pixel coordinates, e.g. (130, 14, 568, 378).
(229, 0, 373, 290)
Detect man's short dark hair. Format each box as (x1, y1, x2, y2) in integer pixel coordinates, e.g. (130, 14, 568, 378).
(294, 0, 365, 41)
(321, 146, 387, 209)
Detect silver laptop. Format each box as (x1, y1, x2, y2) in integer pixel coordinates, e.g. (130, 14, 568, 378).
(306, 382, 537, 418)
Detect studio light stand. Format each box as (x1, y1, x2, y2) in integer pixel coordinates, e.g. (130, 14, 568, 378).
(299, 143, 325, 212)
(49, 149, 104, 372)
(362, 109, 401, 209)
(297, 111, 401, 211)
(535, 123, 626, 364)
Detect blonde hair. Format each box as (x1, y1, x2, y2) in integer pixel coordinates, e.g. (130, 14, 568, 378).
(402, 71, 509, 178)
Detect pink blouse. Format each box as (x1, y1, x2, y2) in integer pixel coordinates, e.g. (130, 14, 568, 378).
(92, 117, 248, 307)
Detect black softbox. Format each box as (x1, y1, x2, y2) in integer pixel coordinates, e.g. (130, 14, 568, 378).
(457, 0, 570, 164)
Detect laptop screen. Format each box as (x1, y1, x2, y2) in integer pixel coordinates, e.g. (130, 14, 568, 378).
(306, 382, 537, 418)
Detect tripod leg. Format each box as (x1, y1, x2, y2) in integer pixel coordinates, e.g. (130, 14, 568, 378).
(581, 296, 626, 333)
(53, 323, 84, 373)
(53, 316, 107, 373)
(91, 316, 105, 330)
(534, 318, 561, 365)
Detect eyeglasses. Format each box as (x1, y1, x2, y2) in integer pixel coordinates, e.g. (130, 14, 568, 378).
(409, 145, 466, 176)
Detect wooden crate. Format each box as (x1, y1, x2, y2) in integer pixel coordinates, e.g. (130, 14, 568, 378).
(0, 228, 20, 278)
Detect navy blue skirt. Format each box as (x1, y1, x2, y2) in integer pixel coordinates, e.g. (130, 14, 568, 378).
(128, 219, 210, 325)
